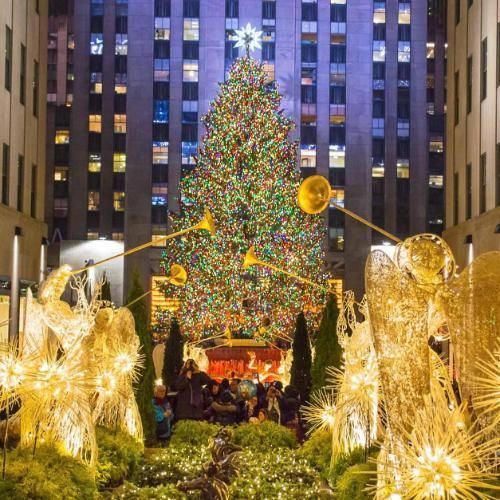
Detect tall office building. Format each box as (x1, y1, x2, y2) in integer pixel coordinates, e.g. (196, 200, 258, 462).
(45, 0, 445, 303)
(445, 0, 500, 268)
(0, 0, 48, 341)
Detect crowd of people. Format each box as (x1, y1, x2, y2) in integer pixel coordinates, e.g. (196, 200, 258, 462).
(152, 358, 304, 445)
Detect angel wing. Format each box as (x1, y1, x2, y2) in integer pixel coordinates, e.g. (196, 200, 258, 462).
(438, 251, 500, 404)
(110, 307, 139, 347)
(365, 250, 431, 432)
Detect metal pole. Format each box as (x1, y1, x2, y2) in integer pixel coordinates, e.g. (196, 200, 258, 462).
(8, 227, 22, 344)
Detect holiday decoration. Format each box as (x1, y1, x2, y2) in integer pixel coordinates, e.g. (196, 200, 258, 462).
(162, 56, 326, 340)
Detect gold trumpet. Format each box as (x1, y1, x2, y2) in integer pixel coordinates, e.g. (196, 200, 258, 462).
(297, 175, 401, 243)
(243, 246, 328, 292)
(72, 209, 215, 275)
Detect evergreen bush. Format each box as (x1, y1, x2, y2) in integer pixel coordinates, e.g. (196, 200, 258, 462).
(232, 421, 297, 451)
(169, 420, 220, 448)
(335, 462, 376, 500)
(290, 312, 312, 403)
(297, 429, 332, 479)
(162, 317, 184, 391)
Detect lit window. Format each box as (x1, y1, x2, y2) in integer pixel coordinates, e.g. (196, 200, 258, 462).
(90, 72, 103, 94)
(89, 114, 102, 133)
(426, 43, 435, 59)
(115, 34, 128, 55)
(55, 130, 70, 144)
(54, 198, 69, 217)
(397, 119, 410, 137)
(372, 166, 385, 177)
(397, 160, 410, 178)
(262, 63, 275, 83)
(182, 100, 197, 113)
(302, 21, 318, 33)
(115, 84, 127, 94)
(398, 41, 411, 63)
(330, 188, 344, 207)
(329, 227, 344, 251)
(225, 18, 238, 30)
(183, 19, 199, 41)
(54, 167, 68, 181)
(429, 175, 443, 188)
(87, 231, 99, 240)
(88, 191, 100, 211)
(90, 33, 103, 55)
(329, 147, 345, 168)
(398, 3, 411, 24)
(373, 118, 385, 137)
(113, 153, 126, 172)
(183, 60, 199, 82)
(113, 191, 125, 211)
(114, 114, 127, 133)
(155, 18, 171, 40)
(154, 59, 170, 81)
(112, 232, 124, 241)
(300, 145, 317, 168)
(152, 184, 168, 205)
(154, 100, 169, 123)
(429, 138, 444, 153)
(182, 141, 197, 165)
(153, 141, 169, 164)
(373, 3, 385, 24)
(152, 228, 167, 247)
(373, 41, 386, 62)
(88, 153, 102, 172)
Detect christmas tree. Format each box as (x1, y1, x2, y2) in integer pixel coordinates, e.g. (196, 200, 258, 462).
(162, 57, 326, 339)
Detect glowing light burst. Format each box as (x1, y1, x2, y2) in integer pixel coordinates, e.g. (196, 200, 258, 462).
(301, 388, 337, 434)
(377, 396, 500, 500)
(473, 342, 500, 424)
(234, 23, 262, 54)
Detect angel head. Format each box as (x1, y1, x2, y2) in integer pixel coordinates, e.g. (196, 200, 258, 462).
(396, 234, 455, 285)
(38, 265, 72, 304)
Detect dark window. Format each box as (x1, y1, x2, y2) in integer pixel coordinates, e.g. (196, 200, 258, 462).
(225, 0, 238, 18)
(89, 93, 102, 113)
(398, 24, 410, 42)
(183, 0, 199, 17)
(115, 55, 127, 74)
(113, 172, 126, 190)
(182, 124, 198, 141)
(302, 3, 317, 21)
(155, 40, 170, 58)
(330, 45, 346, 63)
(330, 125, 345, 145)
(90, 16, 103, 32)
(115, 16, 128, 34)
(454, 71, 459, 125)
(481, 38, 487, 100)
(114, 134, 126, 152)
(398, 62, 410, 81)
(480, 153, 486, 213)
(114, 93, 127, 113)
(301, 126, 316, 144)
(30, 164, 36, 218)
(397, 138, 410, 159)
(183, 41, 198, 59)
(87, 172, 100, 190)
(372, 138, 384, 164)
(225, 41, 238, 60)
(301, 85, 316, 104)
(54, 144, 69, 165)
(262, 1, 276, 19)
(455, 0, 460, 25)
(88, 133, 101, 152)
(155, 0, 170, 17)
(329, 168, 345, 186)
(330, 4, 346, 22)
(20, 44, 26, 105)
(262, 42, 275, 61)
(467, 56, 472, 113)
(466, 163, 472, 219)
(33, 60, 39, 116)
(373, 90, 385, 118)
(152, 165, 168, 183)
(373, 62, 385, 80)
(90, 0, 104, 16)
(373, 24, 386, 41)
(302, 43, 317, 63)
(182, 82, 198, 100)
(153, 123, 169, 141)
(17, 155, 24, 212)
(154, 82, 170, 100)
(1, 144, 9, 204)
(5, 26, 12, 91)
(90, 55, 103, 72)
(330, 86, 345, 104)
(397, 88, 410, 119)
(453, 172, 459, 224)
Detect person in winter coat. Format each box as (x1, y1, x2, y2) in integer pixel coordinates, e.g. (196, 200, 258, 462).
(175, 359, 212, 421)
(211, 390, 239, 426)
(152, 384, 174, 445)
(265, 385, 283, 424)
(282, 385, 304, 442)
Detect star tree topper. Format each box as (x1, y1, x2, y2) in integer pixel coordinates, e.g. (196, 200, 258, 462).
(234, 23, 262, 56)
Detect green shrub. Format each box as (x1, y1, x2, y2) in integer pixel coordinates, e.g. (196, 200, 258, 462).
(112, 481, 191, 499)
(297, 430, 332, 479)
(132, 444, 211, 488)
(335, 462, 376, 500)
(232, 421, 297, 451)
(0, 445, 96, 500)
(96, 427, 144, 489)
(169, 420, 220, 448)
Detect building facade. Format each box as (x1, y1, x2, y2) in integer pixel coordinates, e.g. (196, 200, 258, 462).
(45, 0, 445, 303)
(0, 0, 48, 341)
(445, 0, 500, 269)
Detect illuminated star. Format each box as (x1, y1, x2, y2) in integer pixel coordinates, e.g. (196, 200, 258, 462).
(234, 23, 262, 55)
